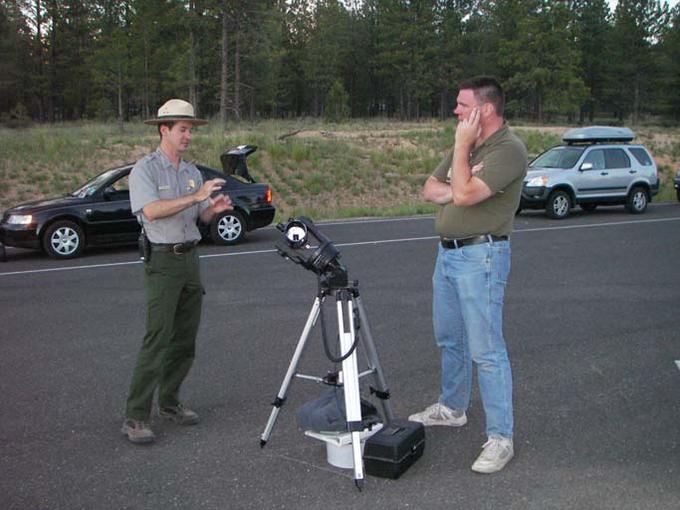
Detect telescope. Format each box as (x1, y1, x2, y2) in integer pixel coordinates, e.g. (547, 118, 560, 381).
(261, 217, 397, 489)
(275, 216, 348, 289)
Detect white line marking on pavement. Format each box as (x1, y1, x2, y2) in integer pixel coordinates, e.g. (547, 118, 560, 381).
(314, 215, 433, 226)
(515, 216, 680, 234)
(1, 215, 679, 278)
(0, 249, 279, 277)
(0, 259, 144, 277)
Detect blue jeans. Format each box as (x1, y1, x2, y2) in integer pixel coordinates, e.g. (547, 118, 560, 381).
(432, 241, 513, 438)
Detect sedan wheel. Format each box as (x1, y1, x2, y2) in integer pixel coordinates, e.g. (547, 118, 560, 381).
(546, 190, 571, 219)
(625, 187, 648, 214)
(42, 220, 85, 259)
(211, 211, 246, 245)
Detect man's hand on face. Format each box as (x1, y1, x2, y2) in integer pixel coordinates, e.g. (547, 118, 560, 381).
(455, 107, 482, 150)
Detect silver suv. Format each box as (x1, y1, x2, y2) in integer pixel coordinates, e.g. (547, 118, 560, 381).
(519, 126, 659, 219)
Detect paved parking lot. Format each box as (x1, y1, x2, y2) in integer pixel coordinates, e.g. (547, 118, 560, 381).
(2, 203, 680, 509)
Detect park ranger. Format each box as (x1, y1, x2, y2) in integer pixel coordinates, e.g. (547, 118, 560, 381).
(122, 99, 232, 444)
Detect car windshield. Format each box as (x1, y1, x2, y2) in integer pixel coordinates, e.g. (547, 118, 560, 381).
(71, 168, 124, 198)
(530, 147, 585, 169)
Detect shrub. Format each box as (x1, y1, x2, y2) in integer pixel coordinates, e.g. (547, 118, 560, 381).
(325, 80, 350, 123)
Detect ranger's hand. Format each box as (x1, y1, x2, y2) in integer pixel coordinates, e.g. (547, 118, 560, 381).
(208, 193, 233, 214)
(194, 178, 226, 203)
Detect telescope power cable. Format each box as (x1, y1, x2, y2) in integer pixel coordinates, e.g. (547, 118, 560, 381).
(319, 298, 360, 364)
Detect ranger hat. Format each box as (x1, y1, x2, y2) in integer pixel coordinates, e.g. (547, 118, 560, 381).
(144, 99, 208, 126)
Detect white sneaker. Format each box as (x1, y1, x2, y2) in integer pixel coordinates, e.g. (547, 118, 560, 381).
(471, 436, 514, 474)
(408, 403, 467, 427)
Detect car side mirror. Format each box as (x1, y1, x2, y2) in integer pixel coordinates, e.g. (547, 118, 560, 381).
(104, 188, 128, 200)
(579, 162, 593, 171)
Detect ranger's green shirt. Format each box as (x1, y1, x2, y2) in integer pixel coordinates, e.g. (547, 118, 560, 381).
(432, 125, 527, 238)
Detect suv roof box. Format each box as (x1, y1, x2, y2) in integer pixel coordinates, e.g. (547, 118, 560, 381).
(562, 126, 635, 145)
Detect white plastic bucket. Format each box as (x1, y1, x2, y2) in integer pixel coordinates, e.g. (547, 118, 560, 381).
(304, 424, 383, 469)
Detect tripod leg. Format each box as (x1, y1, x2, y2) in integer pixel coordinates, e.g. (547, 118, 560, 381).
(355, 296, 395, 423)
(260, 297, 322, 447)
(336, 291, 364, 485)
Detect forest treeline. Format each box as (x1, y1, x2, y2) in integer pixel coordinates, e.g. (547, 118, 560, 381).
(1, 0, 679, 127)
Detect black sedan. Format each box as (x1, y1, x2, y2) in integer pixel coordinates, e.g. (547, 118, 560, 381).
(0, 145, 275, 259)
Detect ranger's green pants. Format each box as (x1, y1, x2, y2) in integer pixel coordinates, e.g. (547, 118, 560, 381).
(125, 249, 203, 421)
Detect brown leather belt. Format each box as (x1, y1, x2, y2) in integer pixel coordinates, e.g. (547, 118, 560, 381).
(440, 234, 508, 250)
(150, 241, 198, 255)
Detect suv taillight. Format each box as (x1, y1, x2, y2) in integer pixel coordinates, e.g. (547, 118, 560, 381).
(265, 187, 272, 204)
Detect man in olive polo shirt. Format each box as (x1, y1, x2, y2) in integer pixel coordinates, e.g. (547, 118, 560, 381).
(121, 99, 233, 444)
(409, 77, 527, 473)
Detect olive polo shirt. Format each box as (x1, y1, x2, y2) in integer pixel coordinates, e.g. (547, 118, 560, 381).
(431, 124, 527, 238)
(129, 149, 209, 244)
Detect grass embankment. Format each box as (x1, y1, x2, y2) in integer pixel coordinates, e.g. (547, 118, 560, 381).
(1, 120, 678, 220)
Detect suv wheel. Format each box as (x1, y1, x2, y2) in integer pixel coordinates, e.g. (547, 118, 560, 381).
(676, 188, 680, 202)
(625, 186, 648, 214)
(546, 190, 571, 219)
(42, 220, 85, 259)
(210, 210, 246, 245)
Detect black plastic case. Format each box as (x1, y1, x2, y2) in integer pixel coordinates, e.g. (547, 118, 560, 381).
(363, 419, 425, 479)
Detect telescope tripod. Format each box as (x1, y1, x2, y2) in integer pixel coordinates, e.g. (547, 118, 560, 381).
(259, 280, 394, 489)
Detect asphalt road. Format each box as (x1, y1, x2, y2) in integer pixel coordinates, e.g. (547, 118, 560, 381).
(2, 203, 680, 510)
